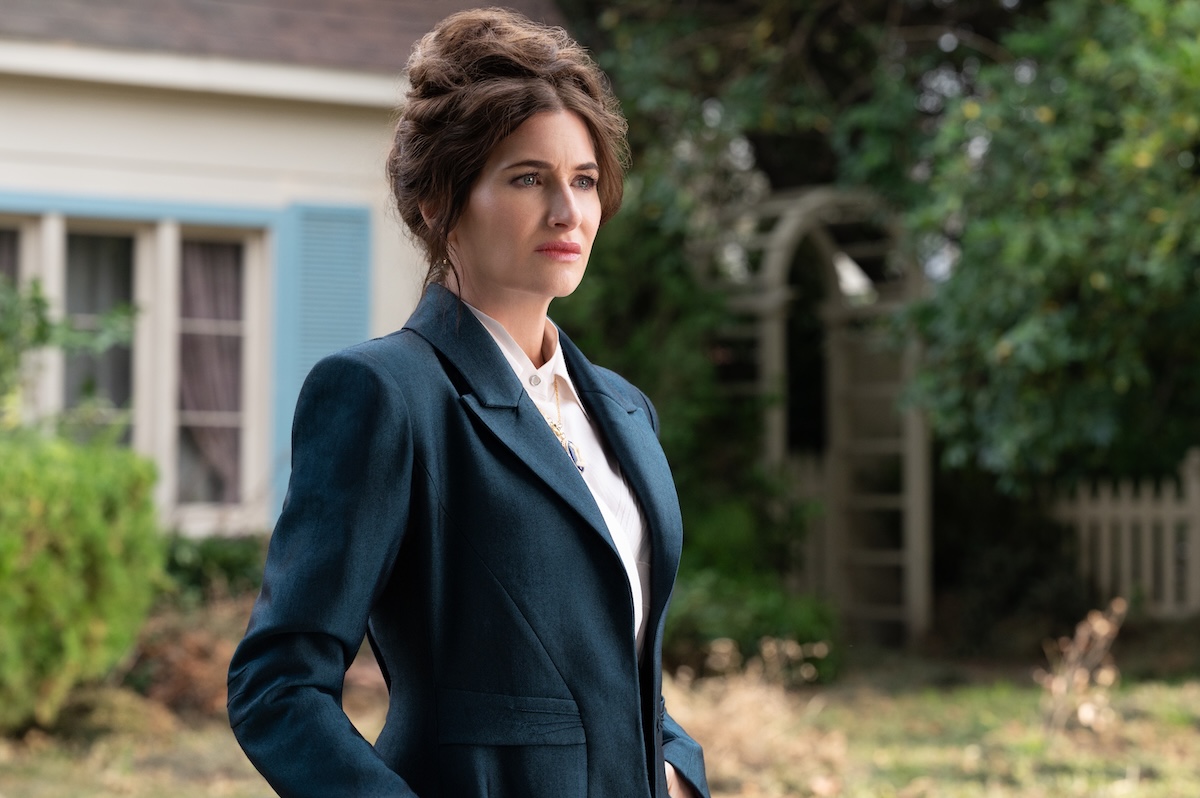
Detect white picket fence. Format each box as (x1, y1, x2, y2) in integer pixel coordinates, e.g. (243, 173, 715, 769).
(1053, 449, 1200, 618)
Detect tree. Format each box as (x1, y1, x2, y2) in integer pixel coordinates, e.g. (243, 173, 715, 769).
(0, 277, 134, 429)
(558, 0, 1200, 490)
(553, 0, 1043, 512)
(901, 0, 1200, 487)
(560, 1, 1047, 185)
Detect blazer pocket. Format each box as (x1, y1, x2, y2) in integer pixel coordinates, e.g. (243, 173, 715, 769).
(436, 687, 586, 746)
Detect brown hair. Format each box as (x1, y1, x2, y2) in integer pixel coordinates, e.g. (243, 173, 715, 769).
(387, 7, 629, 287)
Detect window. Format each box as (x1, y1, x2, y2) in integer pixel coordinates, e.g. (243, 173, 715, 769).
(178, 241, 244, 504)
(63, 233, 134, 438)
(14, 216, 270, 534)
(0, 228, 16, 284)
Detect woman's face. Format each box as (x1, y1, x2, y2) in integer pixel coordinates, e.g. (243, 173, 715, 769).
(447, 110, 602, 318)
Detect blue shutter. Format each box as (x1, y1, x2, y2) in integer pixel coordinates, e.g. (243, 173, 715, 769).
(271, 204, 372, 518)
(293, 207, 372, 369)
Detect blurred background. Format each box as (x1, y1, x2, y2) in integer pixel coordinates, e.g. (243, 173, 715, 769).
(3, 0, 1200, 795)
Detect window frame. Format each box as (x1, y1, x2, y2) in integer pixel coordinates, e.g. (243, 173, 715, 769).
(172, 225, 271, 534)
(9, 213, 272, 535)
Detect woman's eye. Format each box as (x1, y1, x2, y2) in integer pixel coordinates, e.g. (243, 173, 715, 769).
(575, 176, 598, 190)
(518, 174, 537, 187)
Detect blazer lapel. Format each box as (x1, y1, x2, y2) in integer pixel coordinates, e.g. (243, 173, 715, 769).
(403, 286, 616, 554)
(558, 331, 683, 633)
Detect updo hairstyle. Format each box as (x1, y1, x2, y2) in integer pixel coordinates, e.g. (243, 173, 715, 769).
(387, 7, 629, 287)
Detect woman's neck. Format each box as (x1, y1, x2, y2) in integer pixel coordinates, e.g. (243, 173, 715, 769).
(453, 286, 554, 367)
(493, 310, 554, 368)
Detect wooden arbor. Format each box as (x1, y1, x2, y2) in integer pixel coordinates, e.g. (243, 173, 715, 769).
(708, 186, 931, 645)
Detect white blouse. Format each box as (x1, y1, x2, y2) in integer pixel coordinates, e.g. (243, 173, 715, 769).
(465, 304, 651, 658)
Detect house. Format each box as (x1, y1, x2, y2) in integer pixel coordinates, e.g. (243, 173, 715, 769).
(0, 0, 563, 535)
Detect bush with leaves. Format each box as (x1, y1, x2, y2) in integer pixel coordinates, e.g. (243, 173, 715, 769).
(664, 568, 838, 684)
(0, 275, 155, 734)
(163, 533, 266, 607)
(0, 431, 163, 733)
(903, 0, 1200, 487)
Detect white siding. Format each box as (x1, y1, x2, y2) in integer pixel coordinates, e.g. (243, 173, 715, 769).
(0, 69, 423, 334)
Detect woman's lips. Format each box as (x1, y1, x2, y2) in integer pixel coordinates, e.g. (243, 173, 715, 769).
(536, 241, 583, 261)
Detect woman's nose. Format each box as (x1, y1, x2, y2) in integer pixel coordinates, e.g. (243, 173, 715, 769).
(547, 184, 582, 229)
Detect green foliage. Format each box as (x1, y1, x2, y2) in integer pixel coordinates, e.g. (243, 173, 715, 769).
(664, 568, 838, 683)
(929, 462, 1092, 656)
(0, 431, 164, 734)
(0, 277, 53, 406)
(554, 4, 774, 524)
(555, 1, 1053, 496)
(553, 210, 742, 505)
(0, 276, 136, 424)
(681, 492, 814, 581)
(660, 491, 832, 680)
(163, 534, 266, 606)
(554, 2, 949, 659)
(901, 0, 1200, 486)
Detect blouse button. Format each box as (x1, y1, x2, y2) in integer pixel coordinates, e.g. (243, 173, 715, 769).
(528, 374, 542, 386)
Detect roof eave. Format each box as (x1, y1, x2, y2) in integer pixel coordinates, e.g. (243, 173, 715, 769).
(0, 37, 404, 108)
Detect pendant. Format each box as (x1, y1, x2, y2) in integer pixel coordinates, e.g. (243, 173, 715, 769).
(545, 416, 584, 473)
(566, 439, 585, 473)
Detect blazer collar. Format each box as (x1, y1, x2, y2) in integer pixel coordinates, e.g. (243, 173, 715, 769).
(402, 286, 614, 545)
(403, 285, 640, 414)
(404, 285, 681, 625)
(403, 285, 526, 408)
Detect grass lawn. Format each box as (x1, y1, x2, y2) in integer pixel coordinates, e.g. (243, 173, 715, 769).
(1, 601, 1198, 797)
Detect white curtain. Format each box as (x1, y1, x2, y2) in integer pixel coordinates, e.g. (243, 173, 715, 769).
(179, 241, 242, 504)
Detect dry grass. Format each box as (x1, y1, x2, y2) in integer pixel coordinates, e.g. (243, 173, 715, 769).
(666, 646, 1200, 798)
(0, 692, 271, 798)
(665, 667, 844, 797)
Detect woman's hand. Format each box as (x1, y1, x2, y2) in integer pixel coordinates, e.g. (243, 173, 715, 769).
(665, 762, 700, 798)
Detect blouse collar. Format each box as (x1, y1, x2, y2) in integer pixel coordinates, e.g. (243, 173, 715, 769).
(462, 302, 586, 412)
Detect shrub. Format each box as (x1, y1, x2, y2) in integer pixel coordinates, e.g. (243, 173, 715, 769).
(665, 569, 839, 684)
(120, 537, 264, 716)
(930, 463, 1092, 657)
(123, 596, 250, 718)
(0, 432, 163, 733)
(163, 533, 266, 606)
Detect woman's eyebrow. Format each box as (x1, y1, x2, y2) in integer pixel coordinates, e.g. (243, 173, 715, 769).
(502, 159, 600, 172)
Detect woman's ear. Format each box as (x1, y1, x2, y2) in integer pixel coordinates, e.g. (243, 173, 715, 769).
(420, 202, 458, 248)
(418, 202, 436, 230)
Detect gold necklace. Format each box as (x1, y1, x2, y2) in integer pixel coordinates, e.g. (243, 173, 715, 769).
(546, 377, 585, 473)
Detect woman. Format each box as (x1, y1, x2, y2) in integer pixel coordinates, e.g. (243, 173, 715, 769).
(227, 8, 709, 798)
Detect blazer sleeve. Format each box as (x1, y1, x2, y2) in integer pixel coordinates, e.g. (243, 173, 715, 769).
(663, 706, 712, 798)
(226, 350, 417, 798)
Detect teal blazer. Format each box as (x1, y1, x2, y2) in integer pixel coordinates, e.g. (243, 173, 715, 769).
(227, 285, 710, 798)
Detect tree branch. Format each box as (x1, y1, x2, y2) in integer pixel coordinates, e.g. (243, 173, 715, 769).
(897, 26, 1013, 63)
